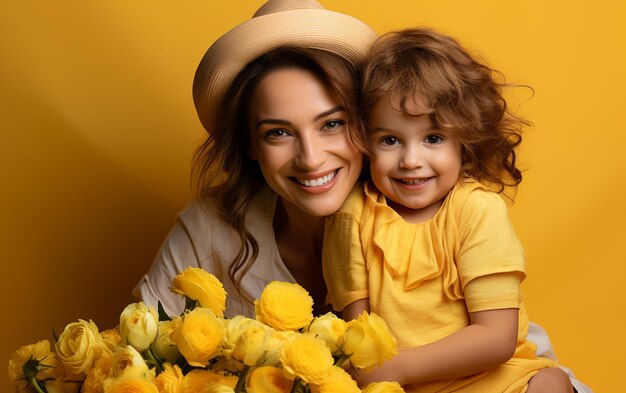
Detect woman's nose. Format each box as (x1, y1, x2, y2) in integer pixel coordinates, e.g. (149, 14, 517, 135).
(295, 132, 326, 170)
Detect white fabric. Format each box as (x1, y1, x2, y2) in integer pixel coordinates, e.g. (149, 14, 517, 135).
(133, 186, 590, 391)
(528, 322, 593, 392)
(133, 186, 295, 318)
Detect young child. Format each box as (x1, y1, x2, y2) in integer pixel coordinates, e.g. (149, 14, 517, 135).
(322, 28, 574, 392)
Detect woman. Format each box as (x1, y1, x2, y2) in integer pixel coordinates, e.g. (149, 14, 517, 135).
(134, 0, 375, 318)
(134, 1, 590, 391)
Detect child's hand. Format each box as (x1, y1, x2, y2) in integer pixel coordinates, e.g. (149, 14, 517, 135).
(526, 368, 574, 393)
(347, 360, 403, 388)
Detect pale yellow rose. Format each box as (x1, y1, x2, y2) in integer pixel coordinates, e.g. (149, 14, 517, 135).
(153, 320, 181, 363)
(183, 369, 238, 393)
(264, 329, 299, 367)
(119, 302, 159, 352)
(223, 315, 273, 367)
(8, 340, 56, 391)
(339, 312, 397, 371)
(153, 363, 184, 393)
(280, 333, 333, 385)
(102, 374, 158, 393)
(246, 366, 293, 393)
(255, 281, 313, 331)
(171, 308, 224, 367)
(108, 345, 153, 380)
(82, 352, 113, 393)
(362, 381, 405, 393)
(305, 312, 347, 353)
(170, 267, 227, 316)
(56, 319, 106, 375)
(310, 366, 360, 393)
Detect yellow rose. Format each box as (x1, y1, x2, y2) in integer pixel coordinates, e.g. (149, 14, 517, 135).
(170, 267, 227, 316)
(119, 302, 159, 352)
(223, 315, 273, 367)
(8, 340, 56, 391)
(339, 312, 397, 372)
(362, 381, 405, 393)
(254, 281, 313, 331)
(310, 366, 360, 393)
(183, 369, 237, 393)
(102, 374, 158, 393)
(246, 366, 293, 393)
(82, 352, 113, 393)
(172, 308, 224, 367)
(154, 363, 184, 393)
(153, 320, 181, 363)
(109, 345, 153, 380)
(100, 328, 123, 352)
(45, 380, 82, 393)
(198, 382, 235, 393)
(305, 312, 347, 353)
(56, 319, 106, 375)
(280, 333, 333, 385)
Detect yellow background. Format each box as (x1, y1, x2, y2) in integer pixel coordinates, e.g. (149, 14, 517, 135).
(2, 1, 624, 391)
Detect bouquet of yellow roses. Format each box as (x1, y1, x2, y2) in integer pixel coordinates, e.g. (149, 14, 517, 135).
(8, 267, 404, 393)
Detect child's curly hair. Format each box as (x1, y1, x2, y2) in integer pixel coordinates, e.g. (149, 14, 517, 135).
(359, 28, 528, 192)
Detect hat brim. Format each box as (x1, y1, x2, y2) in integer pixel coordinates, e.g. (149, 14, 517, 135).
(193, 9, 377, 132)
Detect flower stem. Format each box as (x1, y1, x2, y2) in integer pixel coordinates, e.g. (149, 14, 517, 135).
(291, 378, 307, 393)
(334, 354, 350, 368)
(234, 365, 250, 393)
(143, 346, 163, 374)
(27, 376, 46, 393)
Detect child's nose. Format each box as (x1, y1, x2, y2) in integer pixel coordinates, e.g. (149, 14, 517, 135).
(399, 146, 423, 169)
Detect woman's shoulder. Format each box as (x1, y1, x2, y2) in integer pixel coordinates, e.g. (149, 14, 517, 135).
(179, 185, 277, 229)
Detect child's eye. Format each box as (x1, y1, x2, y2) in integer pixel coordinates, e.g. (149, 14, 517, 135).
(322, 120, 345, 131)
(425, 134, 444, 144)
(380, 136, 400, 146)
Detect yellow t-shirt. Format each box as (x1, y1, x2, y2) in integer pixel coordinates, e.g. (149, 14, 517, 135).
(323, 179, 557, 393)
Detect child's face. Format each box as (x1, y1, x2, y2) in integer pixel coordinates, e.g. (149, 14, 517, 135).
(368, 95, 462, 222)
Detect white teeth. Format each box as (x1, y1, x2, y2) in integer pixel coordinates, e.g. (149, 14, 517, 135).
(402, 178, 428, 185)
(296, 171, 336, 187)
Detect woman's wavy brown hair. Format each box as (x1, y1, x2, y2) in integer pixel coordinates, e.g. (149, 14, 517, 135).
(360, 28, 530, 193)
(192, 47, 363, 301)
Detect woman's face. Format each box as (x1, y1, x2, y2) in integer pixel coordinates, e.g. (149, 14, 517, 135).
(248, 68, 362, 217)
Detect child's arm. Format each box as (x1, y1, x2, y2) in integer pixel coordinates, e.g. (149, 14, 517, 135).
(342, 298, 370, 321)
(352, 307, 519, 386)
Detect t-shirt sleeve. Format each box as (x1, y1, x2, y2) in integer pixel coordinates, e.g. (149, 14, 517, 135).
(322, 192, 369, 311)
(133, 203, 210, 317)
(456, 188, 526, 312)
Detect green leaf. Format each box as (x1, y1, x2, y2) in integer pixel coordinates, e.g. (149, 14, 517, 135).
(157, 301, 171, 321)
(51, 328, 59, 342)
(184, 297, 197, 312)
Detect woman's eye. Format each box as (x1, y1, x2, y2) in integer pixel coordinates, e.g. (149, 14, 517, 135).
(263, 129, 291, 139)
(425, 134, 444, 144)
(322, 120, 345, 131)
(380, 136, 400, 146)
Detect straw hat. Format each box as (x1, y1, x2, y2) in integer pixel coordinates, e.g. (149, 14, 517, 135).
(192, 0, 377, 133)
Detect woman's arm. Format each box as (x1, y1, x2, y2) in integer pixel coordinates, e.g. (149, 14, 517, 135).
(352, 308, 518, 386)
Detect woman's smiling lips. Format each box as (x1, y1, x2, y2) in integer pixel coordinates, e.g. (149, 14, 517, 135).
(290, 169, 340, 194)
